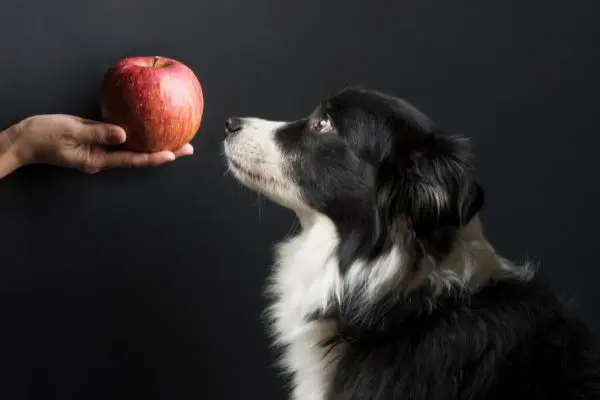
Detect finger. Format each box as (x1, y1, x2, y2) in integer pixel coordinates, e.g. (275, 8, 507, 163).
(90, 150, 176, 170)
(75, 122, 127, 146)
(173, 143, 194, 158)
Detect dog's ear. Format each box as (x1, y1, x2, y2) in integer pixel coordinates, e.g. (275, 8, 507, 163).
(376, 133, 482, 238)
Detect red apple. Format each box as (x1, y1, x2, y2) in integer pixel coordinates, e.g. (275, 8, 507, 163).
(100, 55, 204, 153)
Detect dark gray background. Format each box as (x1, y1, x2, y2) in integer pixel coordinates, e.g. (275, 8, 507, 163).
(0, 0, 599, 399)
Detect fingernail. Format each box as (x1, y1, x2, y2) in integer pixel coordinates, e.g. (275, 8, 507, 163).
(112, 128, 126, 143)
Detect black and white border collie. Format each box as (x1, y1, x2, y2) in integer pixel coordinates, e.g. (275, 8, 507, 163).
(222, 87, 600, 400)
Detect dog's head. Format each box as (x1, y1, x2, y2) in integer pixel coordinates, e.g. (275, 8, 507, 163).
(223, 87, 484, 271)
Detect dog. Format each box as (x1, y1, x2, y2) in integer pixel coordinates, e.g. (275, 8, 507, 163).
(222, 87, 600, 400)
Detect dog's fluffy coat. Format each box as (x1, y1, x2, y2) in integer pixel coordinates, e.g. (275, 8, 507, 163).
(222, 87, 600, 399)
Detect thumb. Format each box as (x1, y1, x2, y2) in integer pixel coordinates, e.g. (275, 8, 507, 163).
(75, 120, 127, 145)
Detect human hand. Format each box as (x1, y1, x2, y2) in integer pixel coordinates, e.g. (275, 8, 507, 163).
(5, 114, 193, 174)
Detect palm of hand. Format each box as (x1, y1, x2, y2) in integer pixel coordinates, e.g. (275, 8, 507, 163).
(15, 114, 193, 173)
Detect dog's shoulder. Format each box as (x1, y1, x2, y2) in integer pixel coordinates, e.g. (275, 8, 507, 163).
(326, 277, 600, 400)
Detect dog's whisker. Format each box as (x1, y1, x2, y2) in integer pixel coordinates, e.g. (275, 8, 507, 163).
(255, 192, 264, 221)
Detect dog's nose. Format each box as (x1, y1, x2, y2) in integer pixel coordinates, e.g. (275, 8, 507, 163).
(225, 117, 243, 134)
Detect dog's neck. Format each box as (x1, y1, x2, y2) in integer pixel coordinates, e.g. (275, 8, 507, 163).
(290, 209, 531, 295)
(431, 216, 527, 292)
(295, 208, 323, 230)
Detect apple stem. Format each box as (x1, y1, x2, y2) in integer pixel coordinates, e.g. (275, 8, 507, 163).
(153, 56, 160, 68)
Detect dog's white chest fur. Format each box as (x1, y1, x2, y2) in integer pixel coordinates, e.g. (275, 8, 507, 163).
(267, 215, 344, 400)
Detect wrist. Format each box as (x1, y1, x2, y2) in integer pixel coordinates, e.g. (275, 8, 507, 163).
(0, 122, 30, 178)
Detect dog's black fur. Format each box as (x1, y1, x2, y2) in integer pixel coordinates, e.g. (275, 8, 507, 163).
(313, 89, 600, 399)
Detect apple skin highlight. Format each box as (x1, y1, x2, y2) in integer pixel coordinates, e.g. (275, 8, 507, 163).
(100, 56, 204, 153)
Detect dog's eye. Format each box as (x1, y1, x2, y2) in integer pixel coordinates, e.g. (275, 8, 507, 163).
(314, 116, 333, 133)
